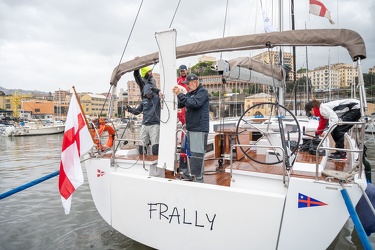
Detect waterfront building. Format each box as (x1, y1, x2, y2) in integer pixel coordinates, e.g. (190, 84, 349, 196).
(21, 100, 54, 120)
(81, 93, 113, 118)
(244, 93, 274, 116)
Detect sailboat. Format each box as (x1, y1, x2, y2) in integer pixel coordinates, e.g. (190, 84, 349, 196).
(83, 29, 374, 249)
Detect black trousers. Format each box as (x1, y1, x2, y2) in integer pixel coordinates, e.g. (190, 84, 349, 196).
(331, 109, 361, 149)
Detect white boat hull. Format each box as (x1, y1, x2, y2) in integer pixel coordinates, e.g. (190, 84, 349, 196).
(83, 28, 371, 249)
(84, 157, 366, 250)
(15, 124, 65, 136)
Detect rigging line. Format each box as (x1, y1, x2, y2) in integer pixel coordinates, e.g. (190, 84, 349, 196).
(244, 0, 254, 34)
(97, 1, 144, 119)
(220, 0, 229, 59)
(98, 84, 113, 117)
(113, 0, 144, 80)
(254, 0, 259, 33)
(169, 0, 182, 28)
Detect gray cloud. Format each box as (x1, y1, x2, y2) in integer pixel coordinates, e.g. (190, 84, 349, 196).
(0, 0, 373, 94)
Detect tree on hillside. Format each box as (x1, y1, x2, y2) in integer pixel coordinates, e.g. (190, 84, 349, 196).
(191, 61, 218, 76)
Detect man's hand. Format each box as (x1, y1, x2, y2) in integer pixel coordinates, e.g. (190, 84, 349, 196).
(172, 86, 181, 95)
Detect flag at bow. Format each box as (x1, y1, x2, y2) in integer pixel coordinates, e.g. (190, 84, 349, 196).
(59, 91, 94, 214)
(309, 0, 335, 25)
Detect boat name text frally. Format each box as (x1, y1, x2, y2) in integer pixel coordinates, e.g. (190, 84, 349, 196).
(148, 202, 216, 230)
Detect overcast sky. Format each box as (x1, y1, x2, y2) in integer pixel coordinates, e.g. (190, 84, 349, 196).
(1, 0, 374, 94)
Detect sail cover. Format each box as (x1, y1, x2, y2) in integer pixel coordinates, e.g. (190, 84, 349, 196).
(110, 29, 366, 85)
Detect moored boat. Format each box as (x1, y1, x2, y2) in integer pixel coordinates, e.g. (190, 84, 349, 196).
(80, 29, 374, 249)
(14, 120, 65, 136)
(0, 123, 17, 136)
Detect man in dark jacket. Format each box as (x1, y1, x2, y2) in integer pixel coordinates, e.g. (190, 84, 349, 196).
(173, 73, 209, 183)
(127, 83, 161, 155)
(133, 66, 157, 96)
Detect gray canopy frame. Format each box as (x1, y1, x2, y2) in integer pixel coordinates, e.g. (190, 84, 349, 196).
(110, 28, 366, 86)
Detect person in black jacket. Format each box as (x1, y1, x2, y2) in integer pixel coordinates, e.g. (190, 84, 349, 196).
(127, 83, 161, 155)
(133, 66, 157, 96)
(173, 73, 209, 183)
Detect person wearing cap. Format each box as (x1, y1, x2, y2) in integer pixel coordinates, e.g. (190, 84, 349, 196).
(172, 73, 209, 182)
(305, 99, 361, 159)
(176, 65, 189, 125)
(133, 66, 157, 97)
(126, 83, 162, 155)
(175, 65, 190, 173)
(177, 64, 188, 85)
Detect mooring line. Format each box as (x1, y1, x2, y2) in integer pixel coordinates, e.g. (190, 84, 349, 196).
(0, 170, 60, 200)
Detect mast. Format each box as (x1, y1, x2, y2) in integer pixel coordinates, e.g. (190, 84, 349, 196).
(291, 0, 297, 115)
(305, 22, 310, 103)
(278, 0, 285, 107)
(328, 50, 332, 100)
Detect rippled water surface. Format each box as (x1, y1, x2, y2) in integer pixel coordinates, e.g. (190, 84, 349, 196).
(0, 133, 374, 249)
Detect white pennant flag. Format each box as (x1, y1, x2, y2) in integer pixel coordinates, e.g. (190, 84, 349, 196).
(260, 0, 276, 33)
(262, 11, 276, 33)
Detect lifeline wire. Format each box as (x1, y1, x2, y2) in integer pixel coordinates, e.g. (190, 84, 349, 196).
(220, 0, 229, 60)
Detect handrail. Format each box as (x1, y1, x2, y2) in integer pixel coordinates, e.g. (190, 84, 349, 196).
(230, 144, 287, 186)
(315, 119, 366, 181)
(111, 138, 147, 171)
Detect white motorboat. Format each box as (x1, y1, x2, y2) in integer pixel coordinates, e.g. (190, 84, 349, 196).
(0, 123, 17, 136)
(14, 120, 65, 136)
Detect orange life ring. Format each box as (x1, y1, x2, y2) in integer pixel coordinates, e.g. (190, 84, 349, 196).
(97, 124, 116, 148)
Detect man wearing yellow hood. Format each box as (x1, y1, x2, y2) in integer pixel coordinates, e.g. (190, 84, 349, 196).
(133, 66, 156, 96)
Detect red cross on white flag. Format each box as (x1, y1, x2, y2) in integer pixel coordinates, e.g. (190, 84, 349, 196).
(309, 0, 335, 25)
(58, 92, 94, 214)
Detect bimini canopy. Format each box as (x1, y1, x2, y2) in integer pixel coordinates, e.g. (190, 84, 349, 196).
(226, 57, 284, 81)
(110, 29, 366, 86)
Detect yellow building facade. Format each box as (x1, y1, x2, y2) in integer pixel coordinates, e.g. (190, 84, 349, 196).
(80, 93, 118, 118)
(244, 93, 274, 116)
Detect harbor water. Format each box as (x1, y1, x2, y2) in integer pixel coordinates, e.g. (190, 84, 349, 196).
(0, 132, 374, 249)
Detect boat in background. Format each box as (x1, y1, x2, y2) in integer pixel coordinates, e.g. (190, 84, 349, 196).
(0, 123, 17, 136)
(14, 120, 65, 136)
(365, 113, 375, 134)
(110, 118, 128, 131)
(81, 29, 374, 249)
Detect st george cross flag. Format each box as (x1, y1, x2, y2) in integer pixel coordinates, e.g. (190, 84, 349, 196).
(309, 0, 335, 25)
(59, 93, 94, 214)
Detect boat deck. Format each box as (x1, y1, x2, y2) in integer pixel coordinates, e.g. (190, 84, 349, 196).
(105, 146, 353, 187)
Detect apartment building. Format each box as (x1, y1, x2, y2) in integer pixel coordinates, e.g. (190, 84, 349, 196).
(80, 93, 117, 118)
(296, 63, 358, 91)
(309, 65, 340, 91)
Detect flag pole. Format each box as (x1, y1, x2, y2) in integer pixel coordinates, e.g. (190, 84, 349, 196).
(72, 86, 95, 144)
